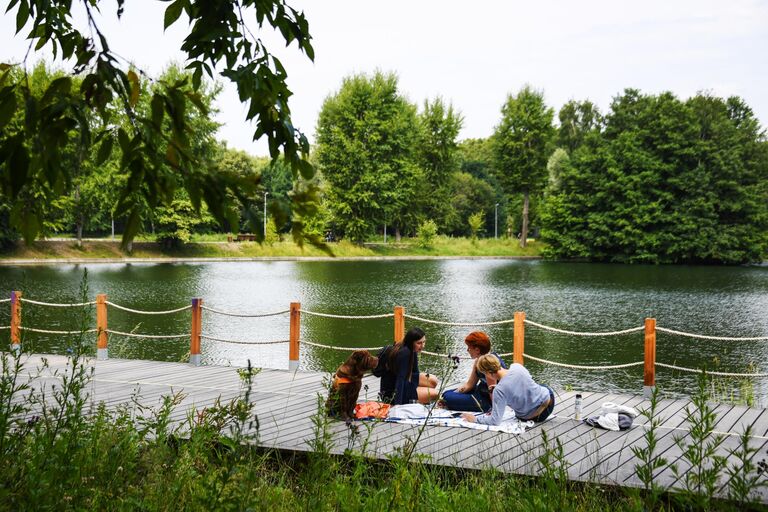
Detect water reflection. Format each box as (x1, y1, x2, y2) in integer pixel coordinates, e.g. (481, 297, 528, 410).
(1, 260, 767, 400)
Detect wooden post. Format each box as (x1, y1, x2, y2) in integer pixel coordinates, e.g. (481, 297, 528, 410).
(394, 306, 405, 343)
(96, 294, 108, 360)
(513, 311, 525, 365)
(10, 291, 21, 351)
(190, 298, 202, 366)
(289, 302, 300, 371)
(644, 317, 656, 397)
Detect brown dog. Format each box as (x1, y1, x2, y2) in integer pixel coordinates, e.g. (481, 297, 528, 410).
(325, 350, 379, 420)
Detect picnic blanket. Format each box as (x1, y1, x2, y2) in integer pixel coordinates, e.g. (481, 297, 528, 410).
(381, 403, 535, 435)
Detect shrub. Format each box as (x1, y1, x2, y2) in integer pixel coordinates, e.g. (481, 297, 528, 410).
(417, 219, 438, 249)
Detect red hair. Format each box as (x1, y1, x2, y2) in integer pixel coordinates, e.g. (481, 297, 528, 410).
(464, 331, 491, 355)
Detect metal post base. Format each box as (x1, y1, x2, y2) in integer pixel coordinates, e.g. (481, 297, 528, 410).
(288, 360, 299, 372)
(189, 354, 202, 367)
(10, 344, 20, 353)
(97, 348, 108, 360)
(643, 385, 655, 399)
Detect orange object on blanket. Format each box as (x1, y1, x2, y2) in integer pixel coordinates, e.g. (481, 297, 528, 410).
(354, 402, 391, 419)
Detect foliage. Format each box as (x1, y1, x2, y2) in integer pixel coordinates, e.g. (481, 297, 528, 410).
(416, 97, 463, 228)
(492, 86, 555, 246)
(416, 219, 438, 249)
(557, 100, 603, 154)
(468, 211, 484, 241)
(540, 90, 768, 264)
(444, 172, 498, 237)
(2, 0, 316, 247)
(154, 197, 215, 248)
(315, 71, 421, 242)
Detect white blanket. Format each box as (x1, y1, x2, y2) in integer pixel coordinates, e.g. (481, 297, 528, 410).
(385, 404, 534, 435)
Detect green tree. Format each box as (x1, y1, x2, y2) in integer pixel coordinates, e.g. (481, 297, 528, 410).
(540, 89, 768, 264)
(557, 100, 603, 154)
(468, 211, 484, 242)
(2, 0, 315, 246)
(417, 97, 463, 228)
(445, 172, 497, 237)
(315, 71, 421, 242)
(492, 86, 555, 247)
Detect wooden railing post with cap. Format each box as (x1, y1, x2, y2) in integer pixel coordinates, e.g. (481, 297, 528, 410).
(190, 298, 202, 366)
(289, 302, 301, 371)
(394, 306, 405, 343)
(513, 311, 525, 365)
(96, 294, 108, 360)
(10, 291, 21, 352)
(644, 317, 656, 397)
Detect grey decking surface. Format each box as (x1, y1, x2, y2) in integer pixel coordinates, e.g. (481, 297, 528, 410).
(15, 354, 768, 502)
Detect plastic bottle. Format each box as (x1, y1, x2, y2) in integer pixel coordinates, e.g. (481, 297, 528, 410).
(574, 393, 583, 421)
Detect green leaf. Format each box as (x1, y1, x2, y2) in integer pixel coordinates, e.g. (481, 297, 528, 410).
(96, 136, 113, 165)
(0, 86, 17, 129)
(151, 93, 164, 128)
(15, 0, 28, 33)
(127, 70, 140, 107)
(164, 0, 184, 29)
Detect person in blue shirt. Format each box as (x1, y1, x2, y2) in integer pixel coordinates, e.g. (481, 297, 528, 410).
(379, 327, 439, 405)
(441, 331, 507, 412)
(461, 354, 554, 425)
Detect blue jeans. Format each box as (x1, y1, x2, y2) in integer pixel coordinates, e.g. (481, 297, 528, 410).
(442, 388, 491, 412)
(529, 386, 555, 423)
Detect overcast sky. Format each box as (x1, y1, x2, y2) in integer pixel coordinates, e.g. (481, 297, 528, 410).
(2, 0, 767, 156)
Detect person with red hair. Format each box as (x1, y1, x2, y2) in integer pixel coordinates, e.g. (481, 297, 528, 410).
(440, 331, 507, 412)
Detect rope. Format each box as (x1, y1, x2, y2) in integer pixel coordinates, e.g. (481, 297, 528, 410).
(524, 353, 645, 370)
(301, 340, 383, 351)
(200, 334, 289, 345)
(20, 298, 96, 307)
(656, 327, 768, 342)
(105, 302, 191, 315)
(0, 326, 11, 330)
(200, 306, 289, 318)
(105, 329, 189, 339)
(299, 309, 394, 320)
(19, 326, 98, 335)
(524, 319, 645, 336)
(0, 298, 10, 303)
(655, 362, 768, 378)
(404, 313, 515, 327)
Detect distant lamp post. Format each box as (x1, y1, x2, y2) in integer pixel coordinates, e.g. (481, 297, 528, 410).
(494, 203, 499, 239)
(263, 191, 269, 238)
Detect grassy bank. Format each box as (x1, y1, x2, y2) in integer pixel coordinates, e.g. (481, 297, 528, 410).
(0, 236, 543, 261)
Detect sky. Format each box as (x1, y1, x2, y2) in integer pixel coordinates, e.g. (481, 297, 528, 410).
(2, 0, 767, 156)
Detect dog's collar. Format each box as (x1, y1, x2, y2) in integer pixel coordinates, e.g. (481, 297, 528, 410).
(335, 376, 353, 384)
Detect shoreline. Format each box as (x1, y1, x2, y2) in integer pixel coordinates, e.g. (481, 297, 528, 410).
(0, 255, 543, 266)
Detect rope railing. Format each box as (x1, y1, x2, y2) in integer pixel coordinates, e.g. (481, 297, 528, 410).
(6, 291, 768, 389)
(200, 334, 290, 345)
(105, 301, 191, 315)
(19, 326, 98, 335)
(525, 319, 645, 337)
(300, 309, 395, 320)
(105, 329, 189, 339)
(656, 326, 768, 341)
(301, 340, 384, 351)
(655, 362, 768, 378)
(20, 298, 96, 307)
(524, 353, 646, 370)
(404, 313, 515, 327)
(201, 305, 290, 318)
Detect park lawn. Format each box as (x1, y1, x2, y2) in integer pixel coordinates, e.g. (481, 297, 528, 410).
(0, 237, 543, 260)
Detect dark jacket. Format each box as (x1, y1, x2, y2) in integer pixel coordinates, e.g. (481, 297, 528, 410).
(378, 345, 420, 405)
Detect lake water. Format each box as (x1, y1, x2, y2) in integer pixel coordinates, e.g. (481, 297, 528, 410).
(2, 259, 767, 400)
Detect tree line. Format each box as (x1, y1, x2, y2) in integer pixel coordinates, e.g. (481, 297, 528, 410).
(2, 64, 766, 263)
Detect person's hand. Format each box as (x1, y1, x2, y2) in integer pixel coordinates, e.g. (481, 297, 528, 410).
(461, 413, 476, 423)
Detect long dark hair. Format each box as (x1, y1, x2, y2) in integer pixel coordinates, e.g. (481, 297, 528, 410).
(389, 326, 425, 382)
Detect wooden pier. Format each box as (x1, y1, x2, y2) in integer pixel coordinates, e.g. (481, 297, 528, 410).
(16, 353, 768, 502)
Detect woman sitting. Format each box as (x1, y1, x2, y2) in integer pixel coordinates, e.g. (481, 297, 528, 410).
(379, 327, 439, 405)
(441, 331, 506, 412)
(461, 354, 554, 425)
